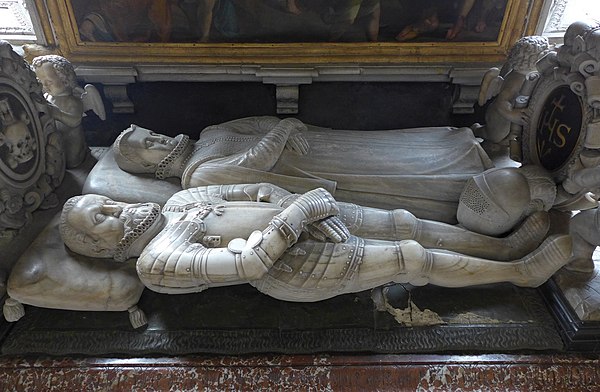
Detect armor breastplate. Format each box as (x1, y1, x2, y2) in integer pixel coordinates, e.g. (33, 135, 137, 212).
(163, 201, 283, 247)
(251, 236, 366, 302)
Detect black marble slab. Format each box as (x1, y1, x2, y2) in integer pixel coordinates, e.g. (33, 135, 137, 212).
(1, 282, 563, 356)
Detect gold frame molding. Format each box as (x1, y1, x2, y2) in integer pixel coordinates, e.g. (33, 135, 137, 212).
(37, 0, 543, 64)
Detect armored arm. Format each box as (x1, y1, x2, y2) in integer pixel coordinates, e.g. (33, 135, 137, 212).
(204, 183, 294, 204)
(137, 188, 345, 293)
(166, 183, 295, 208)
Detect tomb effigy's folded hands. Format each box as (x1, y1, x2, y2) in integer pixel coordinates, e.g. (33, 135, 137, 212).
(285, 132, 309, 155)
(281, 118, 309, 154)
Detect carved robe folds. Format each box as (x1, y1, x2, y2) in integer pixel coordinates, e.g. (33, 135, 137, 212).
(183, 117, 493, 223)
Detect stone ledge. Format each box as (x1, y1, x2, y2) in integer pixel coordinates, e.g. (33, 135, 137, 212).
(0, 354, 598, 391)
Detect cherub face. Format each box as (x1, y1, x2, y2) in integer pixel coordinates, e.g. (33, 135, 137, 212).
(35, 63, 69, 97)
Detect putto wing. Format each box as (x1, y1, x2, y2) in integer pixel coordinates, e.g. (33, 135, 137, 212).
(478, 67, 503, 107)
(79, 84, 106, 120)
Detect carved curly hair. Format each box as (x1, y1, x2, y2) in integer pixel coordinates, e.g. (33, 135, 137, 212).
(506, 36, 550, 73)
(31, 55, 78, 91)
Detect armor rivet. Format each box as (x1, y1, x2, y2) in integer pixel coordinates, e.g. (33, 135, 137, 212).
(250, 251, 253, 255)
(346, 261, 350, 264)
(186, 268, 190, 272)
(323, 277, 327, 280)
(311, 274, 316, 278)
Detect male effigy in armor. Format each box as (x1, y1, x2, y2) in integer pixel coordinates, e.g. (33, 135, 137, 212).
(59, 183, 570, 302)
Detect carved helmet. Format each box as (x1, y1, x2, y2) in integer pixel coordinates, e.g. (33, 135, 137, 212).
(457, 168, 531, 236)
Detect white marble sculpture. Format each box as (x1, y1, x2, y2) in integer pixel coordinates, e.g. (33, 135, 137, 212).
(568, 203, 600, 273)
(109, 117, 558, 238)
(59, 183, 571, 301)
(3, 213, 146, 328)
(31, 55, 105, 168)
(112, 117, 493, 224)
(503, 22, 600, 272)
(0, 41, 65, 232)
(476, 35, 550, 158)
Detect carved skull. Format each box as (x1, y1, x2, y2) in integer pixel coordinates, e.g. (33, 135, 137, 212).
(0, 119, 37, 169)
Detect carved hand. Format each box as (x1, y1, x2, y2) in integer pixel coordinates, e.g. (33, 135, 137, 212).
(307, 216, 350, 243)
(290, 187, 340, 225)
(280, 117, 309, 154)
(271, 188, 341, 246)
(285, 132, 309, 155)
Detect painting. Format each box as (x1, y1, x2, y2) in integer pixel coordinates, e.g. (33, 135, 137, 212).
(38, 0, 544, 64)
(68, 0, 508, 44)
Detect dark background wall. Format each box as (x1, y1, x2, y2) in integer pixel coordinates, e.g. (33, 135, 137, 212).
(84, 81, 485, 146)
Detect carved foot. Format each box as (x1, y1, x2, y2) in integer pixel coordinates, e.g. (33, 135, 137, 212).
(128, 305, 147, 329)
(564, 257, 595, 273)
(3, 298, 25, 322)
(503, 211, 550, 259)
(514, 235, 572, 287)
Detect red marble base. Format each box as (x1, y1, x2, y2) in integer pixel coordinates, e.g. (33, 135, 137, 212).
(1, 354, 599, 390)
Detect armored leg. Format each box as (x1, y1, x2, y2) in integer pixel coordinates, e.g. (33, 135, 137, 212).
(352, 235, 571, 292)
(338, 203, 549, 260)
(566, 209, 598, 273)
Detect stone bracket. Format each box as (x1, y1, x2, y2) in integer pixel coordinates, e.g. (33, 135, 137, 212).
(103, 85, 134, 114)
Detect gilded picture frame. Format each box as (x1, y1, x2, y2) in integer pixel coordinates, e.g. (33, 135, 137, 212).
(38, 0, 544, 64)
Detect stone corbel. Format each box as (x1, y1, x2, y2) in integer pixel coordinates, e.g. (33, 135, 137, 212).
(450, 68, 490, 114)
(259, 69, 316, 115)
(103, 85, 134, 114)
(274, 84, 300, 115)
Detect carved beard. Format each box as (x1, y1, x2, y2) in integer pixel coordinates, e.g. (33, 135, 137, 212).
(120, 203, 159, 237)
(113, 202, 161, 262)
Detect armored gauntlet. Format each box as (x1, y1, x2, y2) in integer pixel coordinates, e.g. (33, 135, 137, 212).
(234, 188, 340, 280)
(270, 187, 339, 246)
